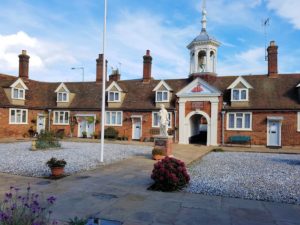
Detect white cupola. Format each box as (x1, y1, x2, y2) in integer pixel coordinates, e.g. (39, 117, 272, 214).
(187, 0, 221, 75)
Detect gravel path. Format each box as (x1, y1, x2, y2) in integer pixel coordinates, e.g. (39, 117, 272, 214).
(0, 142, 151, 177)
(186, 152, 300, 205)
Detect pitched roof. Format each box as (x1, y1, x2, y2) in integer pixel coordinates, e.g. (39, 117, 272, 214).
(0, 73, 300, 111)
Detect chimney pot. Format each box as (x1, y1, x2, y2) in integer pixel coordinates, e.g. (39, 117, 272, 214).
(143, 50, 152, 83)
(19, 50, 30, 79)
(267, 41, 278, 78)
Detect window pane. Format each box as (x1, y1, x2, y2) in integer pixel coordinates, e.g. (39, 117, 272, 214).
(157, 92, 162, 101)
(229, 114, 235, 128)
(233, 90, 239, 100)
(13, 89, 18, 98)
(55, 112, 58, 124)
(241, 90, 247, 100)
(58, 93, 62, 101)
(22, 110, 26, 123)
(109, 92, 114, 101)
(111, 112, 116, 124)
(65, 112, 69, 123)
(236, 118, 243, 128)
(117, 112, 122, 124)
(11, 110, 16, 123)
(19, 90, 24, 99)
(163, 92, 168, 101)
(59, 112, 64, 123)
(168, 112, 171, 127)
(16, 110, 21, 123)
(245, 114, 251, 129)
(115, 92, 119, 101)
(106, 112, 110, 124)
(153, 113, 159, 126)
(63, 93, 67, 101)
(236, 113, 243, 118)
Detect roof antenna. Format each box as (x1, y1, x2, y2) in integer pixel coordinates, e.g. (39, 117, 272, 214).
(262, 18, 270, 61)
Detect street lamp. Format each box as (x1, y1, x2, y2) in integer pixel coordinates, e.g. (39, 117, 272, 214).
(71, 67, 85, 81)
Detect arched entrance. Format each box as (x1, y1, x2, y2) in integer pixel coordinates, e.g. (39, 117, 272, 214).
(184, 111, 211, 146)
(189, 114, 208, 144)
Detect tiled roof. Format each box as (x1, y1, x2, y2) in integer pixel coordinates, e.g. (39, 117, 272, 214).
(0, 73, 300, 111)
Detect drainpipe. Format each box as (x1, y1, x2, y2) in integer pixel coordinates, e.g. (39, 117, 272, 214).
(221, 110, 225, 146)
(48, 109, 52, 131)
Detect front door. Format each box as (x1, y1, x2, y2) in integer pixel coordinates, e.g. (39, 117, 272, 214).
(268, 120, 281, 147)
(78, 120, 87, 137)
(37, 116, 46, 134)
(132, 118, 142, 140)
(78, 117, 95, 138)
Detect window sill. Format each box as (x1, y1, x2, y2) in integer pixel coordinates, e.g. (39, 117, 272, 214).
(230, 100, 249, 102)
(53, 123, 69, 126)
(226, 128, 252, 131)
(9, 122, 28, 125)
(107, 101, 121, 103)
(11, 98, 25, 100)
(105, 124, 122, 127)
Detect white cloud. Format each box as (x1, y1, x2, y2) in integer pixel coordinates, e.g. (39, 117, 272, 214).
(218, 47, 267, 75)
(266, 0, 300, 29)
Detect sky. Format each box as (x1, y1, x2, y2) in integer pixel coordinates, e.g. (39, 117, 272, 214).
(0, 0, 300, 82)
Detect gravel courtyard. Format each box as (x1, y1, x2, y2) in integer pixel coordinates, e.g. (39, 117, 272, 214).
(186, 152, 300, 205)
(0, 142, 151, 177)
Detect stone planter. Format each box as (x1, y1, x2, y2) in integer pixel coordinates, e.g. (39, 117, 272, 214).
(50, 167, 65, 177)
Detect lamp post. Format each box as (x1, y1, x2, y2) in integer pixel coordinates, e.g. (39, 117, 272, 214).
(100, 0, 107, 163)
(71, 67, 85, 81)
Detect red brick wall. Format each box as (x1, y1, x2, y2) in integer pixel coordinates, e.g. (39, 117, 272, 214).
(224, 111, 300, 146)
(185, 101, 211, 117)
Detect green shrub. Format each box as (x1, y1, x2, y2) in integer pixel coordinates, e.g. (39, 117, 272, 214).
(67, 216, 87, 225)
(104, 127, 119, 139)
(212, 148, 224, 152)
(150, 157, 190, 192)
(82, 131, 87, 138)
(36, 131, 61, 149)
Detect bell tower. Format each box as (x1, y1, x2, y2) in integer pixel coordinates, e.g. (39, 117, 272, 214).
(187, 0, 220, 76)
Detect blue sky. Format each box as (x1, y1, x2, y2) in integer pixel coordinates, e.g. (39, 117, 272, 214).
(0, 0, 300, 82)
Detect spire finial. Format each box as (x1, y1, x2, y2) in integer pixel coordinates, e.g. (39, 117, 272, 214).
(201, 0, 207, 32)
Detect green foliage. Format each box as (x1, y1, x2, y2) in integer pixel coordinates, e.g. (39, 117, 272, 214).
(36, 131, 61, 149)
(67, 216, 87, 225)
(152, 148, 164, 156)
(82, 131, 87, 138)
(46, 157, 67, 168)
(104, 127, 119, 139)
(55, 129, 65, 139)
(212, 148, 224, 152)
(150, 157, 190, 192)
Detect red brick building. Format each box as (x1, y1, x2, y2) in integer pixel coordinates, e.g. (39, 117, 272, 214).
(0, 8, 300, 148)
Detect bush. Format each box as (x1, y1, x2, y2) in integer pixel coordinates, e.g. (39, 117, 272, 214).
(152, 148, 164, 156)
(46, 157, 67, 168)
(36, 131, 61, 149)
(212, 148, 224, 152)
(150, 157, 190, 192)
(104, 127, 119, 139)
(0, 185, 58, 225)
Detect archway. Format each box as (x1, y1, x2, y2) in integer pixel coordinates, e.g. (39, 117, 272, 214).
(184, 111, 211, 146)
(189, 114, 208, 144)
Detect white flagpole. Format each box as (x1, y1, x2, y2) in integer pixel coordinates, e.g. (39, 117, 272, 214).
(100, 0, 107, 162)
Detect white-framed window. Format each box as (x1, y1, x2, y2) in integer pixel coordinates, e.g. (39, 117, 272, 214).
(105, 111, 122, 126)
(297, 112, 300, 132)
(57, 92, 69, 102)
(53, 111, 70, 125)
(11, 88, 25, 100)
(156, 91, 169, 102)
(152, 112, 172, 128)
(227, 112, 252, 130)
(108, 91, 120, 102)
(231, 89, 248, 101)
(9, 108, 28, 124)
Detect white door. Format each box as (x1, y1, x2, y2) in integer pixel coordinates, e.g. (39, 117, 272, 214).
(132, 118, 142, 140)
(87, 122, 94, 138)
(268, 121, 281, 147)
(37, 116, 46, 134)
(78, 120, 87, 137)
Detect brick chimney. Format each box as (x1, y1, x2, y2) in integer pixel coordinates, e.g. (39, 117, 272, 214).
(96, 54, 108, 82)
(143, 50, 152, 83)
(109, 69, 121, 82)
(267, 41, 278, 78)
(19, 50, 30, 79)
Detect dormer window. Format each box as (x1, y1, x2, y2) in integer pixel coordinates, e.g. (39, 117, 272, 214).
(108, 91, 120, 102)
(57, 92, 69, 102)
(156, 91, 169, 102)
(231, 89, 248, 101)
(12, 88, 25, 100)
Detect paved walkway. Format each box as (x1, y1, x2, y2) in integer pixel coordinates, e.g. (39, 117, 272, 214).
(0, 144, 299, 225)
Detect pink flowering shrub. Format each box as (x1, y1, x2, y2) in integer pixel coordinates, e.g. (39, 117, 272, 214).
(150, 157, 190, 192)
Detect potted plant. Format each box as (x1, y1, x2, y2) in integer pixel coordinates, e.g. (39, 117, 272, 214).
(92, 132, 98, 139)
(152, 148, 165, 161)
(46, 157, 67, 177)
(82, 131, 87, 138)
